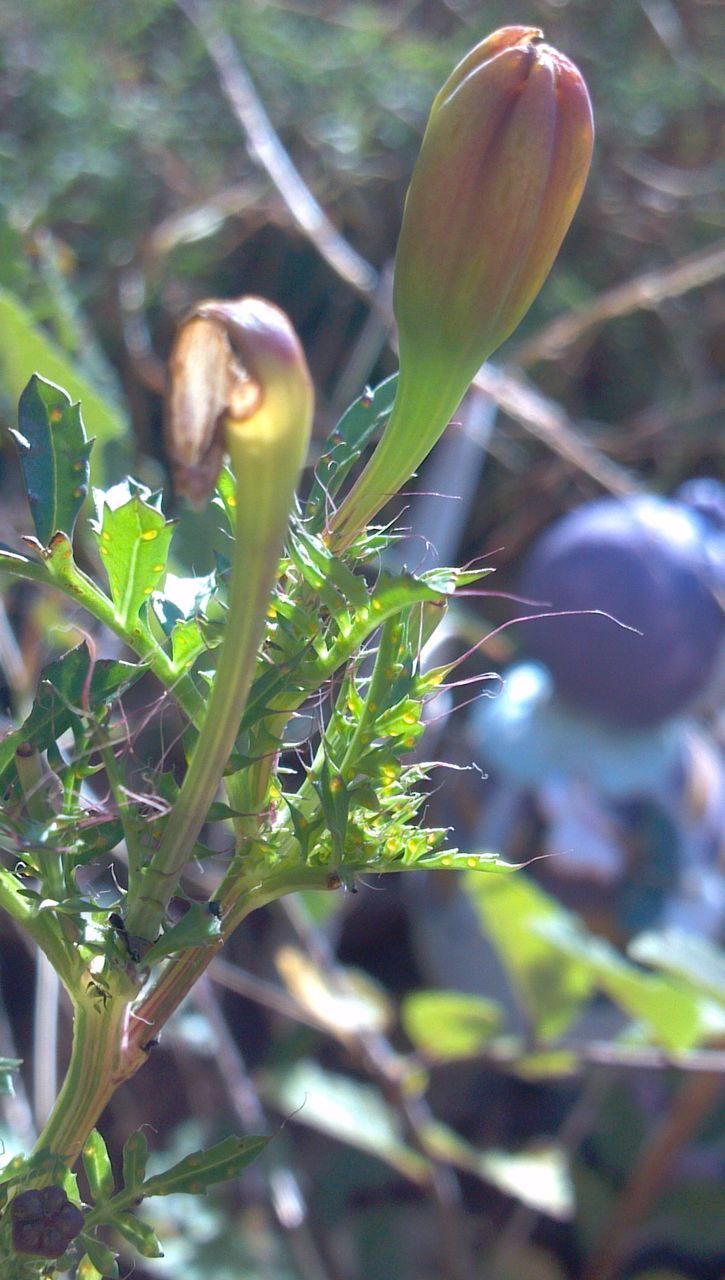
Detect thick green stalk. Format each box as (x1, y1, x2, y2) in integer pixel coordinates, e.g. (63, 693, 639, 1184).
(123, 498, 288, 944)
(32, 994, 131, 1165)
(124, 298, 313, 945)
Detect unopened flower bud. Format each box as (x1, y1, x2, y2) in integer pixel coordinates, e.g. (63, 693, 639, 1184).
(331, 26, 593, 548)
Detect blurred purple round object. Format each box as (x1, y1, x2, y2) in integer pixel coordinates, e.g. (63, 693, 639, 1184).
(675, 476, 725, 532)
(518, 495, 724, 727)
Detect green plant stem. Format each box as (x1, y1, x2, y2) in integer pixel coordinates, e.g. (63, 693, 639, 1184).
(29, 865, 335, 1173)
(0, 868, 76, 988)
(32, 995, 130, 1165)
(123, 492, 291, 944)
(127, 863, 336, 1055)
(0, 551, 205, 726)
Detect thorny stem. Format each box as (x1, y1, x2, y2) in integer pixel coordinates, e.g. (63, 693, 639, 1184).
(32, 994, 132, 1165)
(122, 494, 289, 945)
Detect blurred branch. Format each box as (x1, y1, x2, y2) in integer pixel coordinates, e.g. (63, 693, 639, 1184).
(0, 599, 33, 718)
(176, 0, 379, 298)
(0, 975, 35, 1150)
(145, 180, 268, 261)
(191, 976, 334, 1280)
(583, 1071, 724, 1280)
(280, 895, 478, 1280)
(476, 364, 640, 496)
(513, 239, 725, 367)
(211, 959, 725, 1075)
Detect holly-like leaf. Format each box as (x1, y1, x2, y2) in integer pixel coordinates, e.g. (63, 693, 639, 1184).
(12, 375, 93, 546)
(109, 1211, 163, 1259)
(139, 1135, 268, 1198)
(0, 288, 127, 474)
(141, 903, 222, 966)
(306, 373, 398, 524)
(82, 1130, 115, 1203)
(77, 1233, 119, 1278)
(94, 481, 173, 629)
(0, 645, 141, 788)
(121, 1131, 148, 1193)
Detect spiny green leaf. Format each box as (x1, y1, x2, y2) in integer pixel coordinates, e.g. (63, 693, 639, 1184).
(12, 375, 93, 546)
(109, 1211, 163, 1259)
(139, 1135, 268, 1198)
(0, 289, 127, 471)
(94, 480, 174, 629)
(306, 373, 398, 524)
(0, 644, 141, 788)
(142, 903, 222, 966)
(82, 1130, 115, 1202)
(311, 755, 350, 865)
(77, 1233, 118, 1278)
(121, 1131, 148, 1192)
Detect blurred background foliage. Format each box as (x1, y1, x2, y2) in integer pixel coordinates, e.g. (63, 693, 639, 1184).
(0, 1, 723, 1278)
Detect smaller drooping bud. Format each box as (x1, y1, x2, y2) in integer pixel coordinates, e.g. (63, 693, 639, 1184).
(194, 298, 313, 519)
(330, 26, 593, 549)
(124, 298, 313, 946)
(165, 299, 262, 504)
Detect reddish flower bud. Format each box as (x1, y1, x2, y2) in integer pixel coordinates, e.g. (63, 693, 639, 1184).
(331, 27, 593, 548)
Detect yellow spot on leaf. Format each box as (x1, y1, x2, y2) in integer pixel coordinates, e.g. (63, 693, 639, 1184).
(140, 528, 159, 541)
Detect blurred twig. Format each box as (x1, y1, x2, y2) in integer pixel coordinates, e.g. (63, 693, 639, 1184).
(476, 364, 639, 496)
(176, 0, 379, 298)
(191, 976, 334, 1280)
(280, 895, 478, 1280)
(0, 599, 33, 718)
(583, 1071, 724, 1280)
(0, 975, 35, 1150)
(513, 239, 725, 367)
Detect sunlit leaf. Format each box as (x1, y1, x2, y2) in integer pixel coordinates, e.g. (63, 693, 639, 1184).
(82, 1130, 115, 1202)
(464, 871, 595, 1041)
(538, 915, 709, 1053)
(93, 480, 174, 629)
(275, 946, 392, 1037)
(263, 1060, 428, 1184)
(401, 990, 501, 1058)
(0, 288, 127, 472)
(77, 1232, 119, 1278)
(77, 1256, 103, 1280)
(110, 1210, 163, 1259)
(628, 928, 725, 1007)
(139, 1135, 268, 1197)
(121, 1131, 148, 1193)
(11, 375, 94, 546)
(0, 644, 140, 788)
(424, 1122, 574, 1219)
